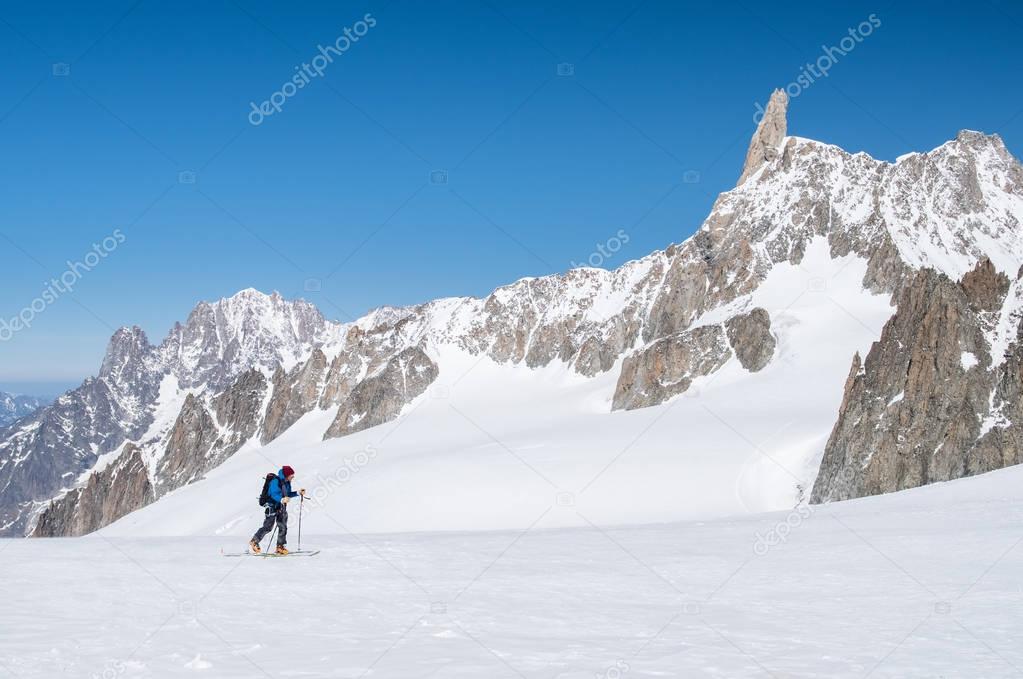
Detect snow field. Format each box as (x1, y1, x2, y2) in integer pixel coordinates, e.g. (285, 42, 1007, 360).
(4, 461, 1023, 677)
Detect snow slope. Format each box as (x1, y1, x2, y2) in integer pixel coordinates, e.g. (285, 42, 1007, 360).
(5, 451, 1023, 677)
(105, 238, 894, 537)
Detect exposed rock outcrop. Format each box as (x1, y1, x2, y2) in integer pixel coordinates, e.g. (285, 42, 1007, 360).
(33, 444, 153, 538)
(960, 257, 1010, 312)
(738, 89, 788, 185)
(319, 336, 368, 408)
(325, 347, 439, 438)
(157, 394, 220, 493)
(214, 369, 269, 450)
(260, 349, 328, 444)
(812, 259, 1021, 502)
(725, 307, 776, 372)
(612, 325, 732, 410)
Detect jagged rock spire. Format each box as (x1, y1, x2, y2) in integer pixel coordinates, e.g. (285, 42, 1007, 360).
(737, 89, 788, 186)
(99, 326, 152, 381)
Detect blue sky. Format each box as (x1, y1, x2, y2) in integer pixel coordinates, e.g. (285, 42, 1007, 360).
(1, 0, 1021, 393)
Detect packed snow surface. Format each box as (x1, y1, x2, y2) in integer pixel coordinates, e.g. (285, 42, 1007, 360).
(4, 462, 1023, 677)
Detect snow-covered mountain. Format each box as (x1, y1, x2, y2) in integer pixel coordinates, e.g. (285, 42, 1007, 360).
(5, 88, 1023, 538)
(0, 392, 49, 428)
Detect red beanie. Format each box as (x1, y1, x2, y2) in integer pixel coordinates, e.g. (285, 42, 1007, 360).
(282, 465, 295, 477)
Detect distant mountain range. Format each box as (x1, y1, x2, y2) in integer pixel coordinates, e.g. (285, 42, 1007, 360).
(0, 392, 50, 429)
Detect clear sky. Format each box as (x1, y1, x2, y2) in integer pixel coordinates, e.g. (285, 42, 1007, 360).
(1, 0, 1021, 394)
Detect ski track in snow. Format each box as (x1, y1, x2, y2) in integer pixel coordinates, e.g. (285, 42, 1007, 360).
(4, 462, 1023, 678)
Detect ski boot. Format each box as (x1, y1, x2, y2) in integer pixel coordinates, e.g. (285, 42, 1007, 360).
(275, 545, 289, 556)
(249, 539, 261, 554)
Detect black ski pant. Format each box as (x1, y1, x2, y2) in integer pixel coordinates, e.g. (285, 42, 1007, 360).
(253, 505, 288, 547)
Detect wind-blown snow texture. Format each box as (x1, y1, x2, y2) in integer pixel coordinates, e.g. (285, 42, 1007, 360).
(5, 462, 1023, 677)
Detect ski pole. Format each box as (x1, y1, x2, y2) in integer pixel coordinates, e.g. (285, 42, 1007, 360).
(298, 494, 304, 552)
(264, 505, 279, 553)
(265, 520, 278, 554)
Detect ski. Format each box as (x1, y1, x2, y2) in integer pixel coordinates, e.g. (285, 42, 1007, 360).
(220, 548, 321, 558)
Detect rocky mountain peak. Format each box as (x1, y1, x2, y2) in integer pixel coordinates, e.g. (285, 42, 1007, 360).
(99, 326, 152, 381)
(961, 257, 1010, 311)
(158, 287, 342, 390)
(955, 129, 1004, 149)
(738, 88, 788, 186)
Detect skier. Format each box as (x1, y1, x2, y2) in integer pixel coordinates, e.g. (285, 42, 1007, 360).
(250, 465, 305, 555)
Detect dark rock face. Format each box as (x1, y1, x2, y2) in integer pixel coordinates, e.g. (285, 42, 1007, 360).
(725, 307, 776, 372)
(965, 347, 1023, 476)
(960, 258, 1010, 312)
(261, 349, 328, 444)
(214, 369, 268, 451)
(612, 325, 732, 410)
(156, 394, 220, 494)
(325, 347, 439, 438)
(33, 444, 154, 537)
(159, 369, 270, 495)
(812, 259, 1022, 503)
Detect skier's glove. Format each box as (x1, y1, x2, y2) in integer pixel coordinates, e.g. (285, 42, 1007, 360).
(300, 488, 306, 496)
